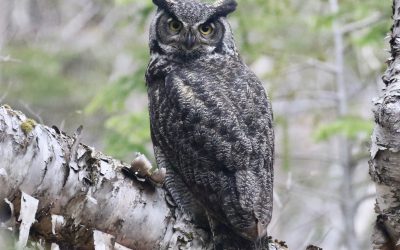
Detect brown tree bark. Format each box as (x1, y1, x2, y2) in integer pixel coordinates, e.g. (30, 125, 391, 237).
(0, 105, 286, 250)
(370, 0, 400, 249)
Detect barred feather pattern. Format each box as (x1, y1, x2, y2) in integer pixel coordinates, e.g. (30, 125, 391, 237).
(147, 0, 274, 243)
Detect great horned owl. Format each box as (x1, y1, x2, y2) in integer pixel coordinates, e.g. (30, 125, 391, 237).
(146, 0, 274, 248)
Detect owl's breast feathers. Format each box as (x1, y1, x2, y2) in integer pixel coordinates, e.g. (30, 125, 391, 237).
(147, 55, 274, 240)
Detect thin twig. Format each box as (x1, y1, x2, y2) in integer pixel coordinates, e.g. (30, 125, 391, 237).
(19, 101, 44, 124)
(0, 55, 22, 63)
(0, 82, 12, 103)
(306, 58, 338, 74)
(341, 12, 383, 35)
(61, 1, 100, 41)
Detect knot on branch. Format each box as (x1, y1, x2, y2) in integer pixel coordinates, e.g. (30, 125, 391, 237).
(374, 83, 400, 133)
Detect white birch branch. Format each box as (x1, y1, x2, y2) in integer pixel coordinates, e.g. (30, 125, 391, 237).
(0, 105, 209, 249)
(0, 105, 287, 250)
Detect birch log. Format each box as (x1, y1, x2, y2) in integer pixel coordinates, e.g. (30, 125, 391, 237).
(370, 1, 400, 249)
(0, 105, 286, 250)
(0, 105, 210, 249)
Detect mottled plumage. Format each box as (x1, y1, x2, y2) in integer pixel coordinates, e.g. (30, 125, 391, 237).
(146, 0, 274, 247)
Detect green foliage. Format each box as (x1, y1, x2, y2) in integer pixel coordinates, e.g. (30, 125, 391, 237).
(85, 40, 150, 159)
(310, 0, 390, 48)
(311, 14, 336, 30)
(114, 0, 136, 5)
(351, 21, 390, 46)
(85, 74, 145, 114)
(104, 112, 152, 160)
(314, 116, 373, 142)
(1, 47, 74, 104)
(86, 43, 148, 114)
(1, 46, 107, 110)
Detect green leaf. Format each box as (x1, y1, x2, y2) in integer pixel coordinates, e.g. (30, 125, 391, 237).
(312, 14, 335, 30)
(351, 20, 390, 46)
(85, 75, 144, 113)
(314, 116, 373, 142)
(104, 112, 152, 160)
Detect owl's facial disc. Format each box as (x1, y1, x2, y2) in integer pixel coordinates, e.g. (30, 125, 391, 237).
(156, 12, 224, 55)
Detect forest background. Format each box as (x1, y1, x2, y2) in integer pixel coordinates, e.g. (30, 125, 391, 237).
(0, 0, 391, 249)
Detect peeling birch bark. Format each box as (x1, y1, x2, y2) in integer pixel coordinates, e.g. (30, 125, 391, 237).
(0, 105, 209, 249)
(0, 105, 286, 250)
(370, 1, 400, 249)
(16, 192, 39, 249)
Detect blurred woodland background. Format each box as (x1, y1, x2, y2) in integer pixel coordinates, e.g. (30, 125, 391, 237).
(0, 0, 391, 249)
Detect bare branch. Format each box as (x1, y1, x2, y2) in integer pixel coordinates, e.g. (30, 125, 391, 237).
(0, 55, 22, 63)
(305, 58, 338, 74)
(18, 101, 44, 124)
(61, 2, 100, 41)
(0, 82, 12, 103)
(341, 12, 383, 35)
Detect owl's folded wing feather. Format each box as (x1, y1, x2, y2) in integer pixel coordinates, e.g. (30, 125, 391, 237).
(158, 67, 273, 239)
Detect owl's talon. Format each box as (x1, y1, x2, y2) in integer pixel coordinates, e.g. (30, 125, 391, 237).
(165, 193, 177, 207)
(149, 167, 166, 185)
(129, 153, 165, 186)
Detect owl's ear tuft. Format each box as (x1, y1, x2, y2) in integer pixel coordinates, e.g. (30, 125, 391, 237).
(152, 0, 176, 10)
(213, 0, 237, 17)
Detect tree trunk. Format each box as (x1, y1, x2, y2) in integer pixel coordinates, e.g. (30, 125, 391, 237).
(370, 0, 400, 249)
(0, 105, 286, 250)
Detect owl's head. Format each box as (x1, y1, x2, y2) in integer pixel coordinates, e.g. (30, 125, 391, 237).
(149, 0, 238, 58)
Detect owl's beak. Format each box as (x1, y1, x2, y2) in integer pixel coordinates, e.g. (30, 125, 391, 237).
(184, 31, 196, 50)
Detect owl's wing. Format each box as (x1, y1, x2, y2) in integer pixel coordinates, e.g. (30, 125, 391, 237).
(157, 64, 274, 239)
(153, 145, 208, 226)
(148, 83, 209, 225)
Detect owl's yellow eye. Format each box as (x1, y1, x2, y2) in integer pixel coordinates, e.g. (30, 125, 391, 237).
(168, 19, 182, 32)
(199, 24, 214, 36)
